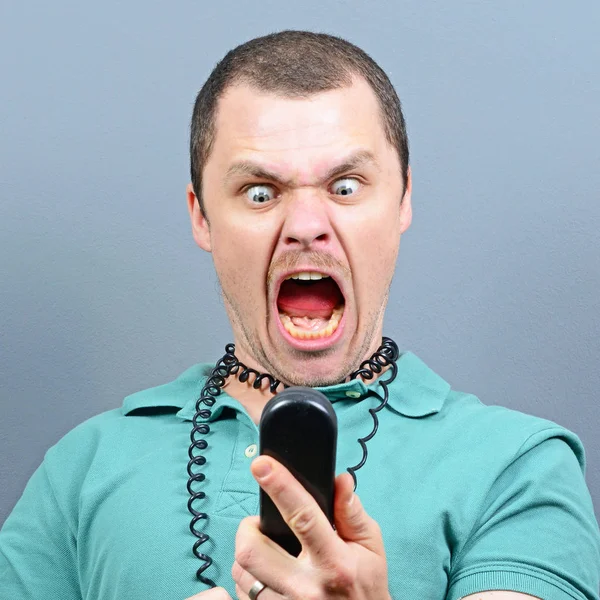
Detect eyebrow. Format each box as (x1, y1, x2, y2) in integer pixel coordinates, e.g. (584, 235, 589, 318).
(224, 149, 378, 187)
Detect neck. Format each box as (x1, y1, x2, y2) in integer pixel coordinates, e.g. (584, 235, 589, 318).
(220, 337, 398, 425)
(223, 377, 277, 425)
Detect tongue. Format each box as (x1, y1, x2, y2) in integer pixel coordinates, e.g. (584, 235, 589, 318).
(277, 278, 343, 319)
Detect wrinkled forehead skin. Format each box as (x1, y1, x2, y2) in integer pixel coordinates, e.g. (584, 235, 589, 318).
(204, 76, 403, 199)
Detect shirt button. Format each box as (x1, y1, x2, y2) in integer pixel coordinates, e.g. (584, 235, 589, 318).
(245, 444, 258, 458)
(345, 391, 362, 398)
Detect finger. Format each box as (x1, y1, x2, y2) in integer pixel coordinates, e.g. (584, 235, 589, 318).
(333, 472, 386, 555)
(251, 456, 341, 562)
(234, 516, 299, 595)
(334, 471, 355, 508)
(232, 564, 287, 600)
(185, 587, 233, 599)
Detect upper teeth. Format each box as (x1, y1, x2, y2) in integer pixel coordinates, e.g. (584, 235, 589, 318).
(285, 272, 330, 281)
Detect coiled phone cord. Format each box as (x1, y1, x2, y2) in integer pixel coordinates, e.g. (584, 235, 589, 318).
(186, 337, 399, 586)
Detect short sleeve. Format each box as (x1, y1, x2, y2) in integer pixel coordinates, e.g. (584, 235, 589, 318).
(0, 460, 81, 598)
(447, 430, 600, 600)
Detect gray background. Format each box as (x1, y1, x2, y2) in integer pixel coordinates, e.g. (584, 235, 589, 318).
(1, 0, 599, 527)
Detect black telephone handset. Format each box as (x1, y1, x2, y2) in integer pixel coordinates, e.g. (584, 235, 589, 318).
(258, 387, 338, 556)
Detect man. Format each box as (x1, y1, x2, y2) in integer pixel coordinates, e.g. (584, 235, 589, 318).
(1, 30, 599, 600)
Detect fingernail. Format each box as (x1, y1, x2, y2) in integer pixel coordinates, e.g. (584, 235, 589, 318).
(253, 459, 272, 479)
(347, 492, 356, 506)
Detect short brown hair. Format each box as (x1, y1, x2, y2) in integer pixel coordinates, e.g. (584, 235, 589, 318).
(190, 30, 409, 215)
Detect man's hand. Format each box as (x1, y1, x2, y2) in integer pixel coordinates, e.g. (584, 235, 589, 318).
(231, 455, 391, 600)
(186, 589, 233, 600)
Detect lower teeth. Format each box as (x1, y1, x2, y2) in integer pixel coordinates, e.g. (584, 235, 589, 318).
(280, 306, 343, 340)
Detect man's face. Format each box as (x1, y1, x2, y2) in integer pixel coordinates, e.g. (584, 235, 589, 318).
(187, 77, 412, 386)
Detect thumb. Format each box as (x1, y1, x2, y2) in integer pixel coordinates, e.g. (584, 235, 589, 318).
(333, 472, 385, 555)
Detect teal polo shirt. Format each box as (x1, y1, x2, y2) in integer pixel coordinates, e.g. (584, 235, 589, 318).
(1, 351, 599, 599)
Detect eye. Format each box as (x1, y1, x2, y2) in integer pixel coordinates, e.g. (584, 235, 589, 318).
(331, 178, 360, 197)
(246, 184, 276, 204)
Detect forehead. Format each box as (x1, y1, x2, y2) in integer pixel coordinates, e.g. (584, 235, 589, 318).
(208, 77, 394, 178)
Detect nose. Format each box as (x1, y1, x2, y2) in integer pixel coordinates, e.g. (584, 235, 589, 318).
(280, 190, 332, 250)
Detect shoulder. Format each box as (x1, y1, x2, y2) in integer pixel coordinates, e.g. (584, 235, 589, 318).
(442, 395, 600, 600)
(41, 362, 210, 497)
(388, 351, 584, 468)
(42, 407, 156, 488)
(45, 407, 128, 464)
(439, 388, 586, 472)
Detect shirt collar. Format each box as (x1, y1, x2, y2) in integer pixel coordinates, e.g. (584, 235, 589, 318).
(121, 351, 450, 421)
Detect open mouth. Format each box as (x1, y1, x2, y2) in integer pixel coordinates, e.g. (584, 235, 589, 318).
(276, 272, 345, 340)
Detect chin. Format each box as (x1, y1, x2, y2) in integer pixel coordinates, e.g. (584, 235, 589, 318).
(274, 353, 350, 388)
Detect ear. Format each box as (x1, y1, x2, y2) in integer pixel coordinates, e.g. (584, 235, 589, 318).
(186, 183, 212, 252)
(399, 166, 412, 234)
